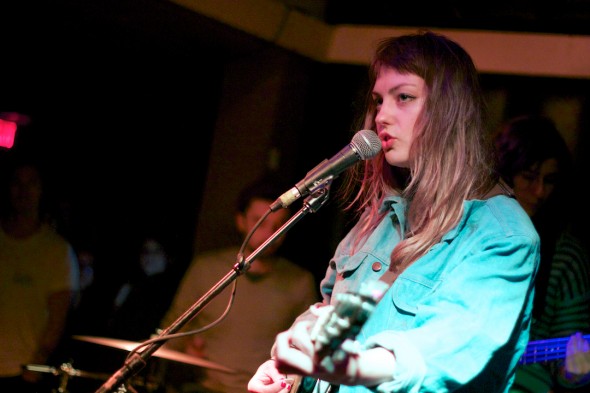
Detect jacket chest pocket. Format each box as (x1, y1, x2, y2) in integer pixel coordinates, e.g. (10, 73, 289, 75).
(389, 274, 438, 319)
(331, 253, 390, 294)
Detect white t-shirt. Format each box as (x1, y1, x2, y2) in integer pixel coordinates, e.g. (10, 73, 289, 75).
(0, 224, 79, 376)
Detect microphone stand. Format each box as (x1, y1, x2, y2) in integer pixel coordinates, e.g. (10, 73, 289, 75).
(95, 183, 332, 393)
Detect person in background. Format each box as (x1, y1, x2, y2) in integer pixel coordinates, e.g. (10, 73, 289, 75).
(495, 115, 590, 393)
(160, 174, 319, 393)
(61, 230, 179, 393)
(77, 247, 96, 294)
(106, 231, 179, 341)
(0, 152, 80, 393)
(248, 31, 540, 393)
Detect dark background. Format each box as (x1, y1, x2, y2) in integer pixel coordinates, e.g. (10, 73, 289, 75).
(1, 0, 589, 302)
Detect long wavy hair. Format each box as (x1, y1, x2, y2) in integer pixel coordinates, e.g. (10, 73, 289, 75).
(341, 31, 498, 277)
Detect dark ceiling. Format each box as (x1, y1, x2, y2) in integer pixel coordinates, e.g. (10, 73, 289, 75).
(323, 1, 590, 36)
(3, 0, 590, 69)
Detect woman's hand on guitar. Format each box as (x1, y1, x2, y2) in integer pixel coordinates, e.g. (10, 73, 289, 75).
(274, 319, 317, 375)
(274, 304, 335, 375)
(248, 359, 294, 393)
(272, 303, 397, 387)
(277, 343, 396, 387)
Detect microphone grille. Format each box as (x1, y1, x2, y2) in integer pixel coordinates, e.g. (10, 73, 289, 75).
(351, 130, 381, 160)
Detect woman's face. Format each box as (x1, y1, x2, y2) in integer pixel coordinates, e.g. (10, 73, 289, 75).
(512, 158, 559, 217)
(373, 66, 427, 168)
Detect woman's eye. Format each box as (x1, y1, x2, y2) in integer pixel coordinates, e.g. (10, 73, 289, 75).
(398, 93, 414, 102)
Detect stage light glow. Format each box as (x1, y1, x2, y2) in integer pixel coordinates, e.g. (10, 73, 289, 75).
(0, 119, 17, 149)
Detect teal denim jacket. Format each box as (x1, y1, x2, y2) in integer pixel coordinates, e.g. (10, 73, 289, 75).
(311, 194, 540, 393)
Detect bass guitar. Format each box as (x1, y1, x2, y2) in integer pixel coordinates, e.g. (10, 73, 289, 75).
(519, 334, 590, 365)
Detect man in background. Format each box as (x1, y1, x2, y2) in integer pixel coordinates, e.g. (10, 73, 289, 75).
(160, 174, 318, 393)
(0, 153, 79, 392)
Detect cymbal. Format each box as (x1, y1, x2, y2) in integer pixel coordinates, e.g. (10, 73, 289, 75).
(73, 335, 234, 373)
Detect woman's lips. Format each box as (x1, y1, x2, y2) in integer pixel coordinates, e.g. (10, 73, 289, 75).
(380, 132, 394, 150)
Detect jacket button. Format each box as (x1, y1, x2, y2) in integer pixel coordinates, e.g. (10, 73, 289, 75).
(372, 262, 382, 272)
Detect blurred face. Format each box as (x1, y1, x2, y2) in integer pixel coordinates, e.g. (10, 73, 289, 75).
(78, 250, 95, 290)
(236, 198, 290, 257)
(9, 165, 42, 215)
(512, 158, 559, 217)
(373, 67, 427, 168)
(140, 238, 168, 276)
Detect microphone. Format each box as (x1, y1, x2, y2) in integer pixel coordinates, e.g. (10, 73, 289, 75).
(270, 129, 381, 211)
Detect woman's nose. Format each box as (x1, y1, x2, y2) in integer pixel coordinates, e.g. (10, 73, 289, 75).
(375, 106, 391, 127)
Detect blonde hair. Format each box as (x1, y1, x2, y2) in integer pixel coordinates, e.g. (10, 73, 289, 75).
(342, 31, 497, 278)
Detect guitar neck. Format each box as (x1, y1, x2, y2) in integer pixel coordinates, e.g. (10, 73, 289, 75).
(519, 334, 590, 365)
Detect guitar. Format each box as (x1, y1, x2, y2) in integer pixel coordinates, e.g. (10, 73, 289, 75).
(290, 280, 390, 393)
(519, 334, 590, 365)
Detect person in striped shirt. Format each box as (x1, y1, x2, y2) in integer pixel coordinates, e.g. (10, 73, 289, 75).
(495, 115, 590, 393)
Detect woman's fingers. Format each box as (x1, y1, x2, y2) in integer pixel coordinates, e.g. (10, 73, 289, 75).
(275, 324, 315, 374)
